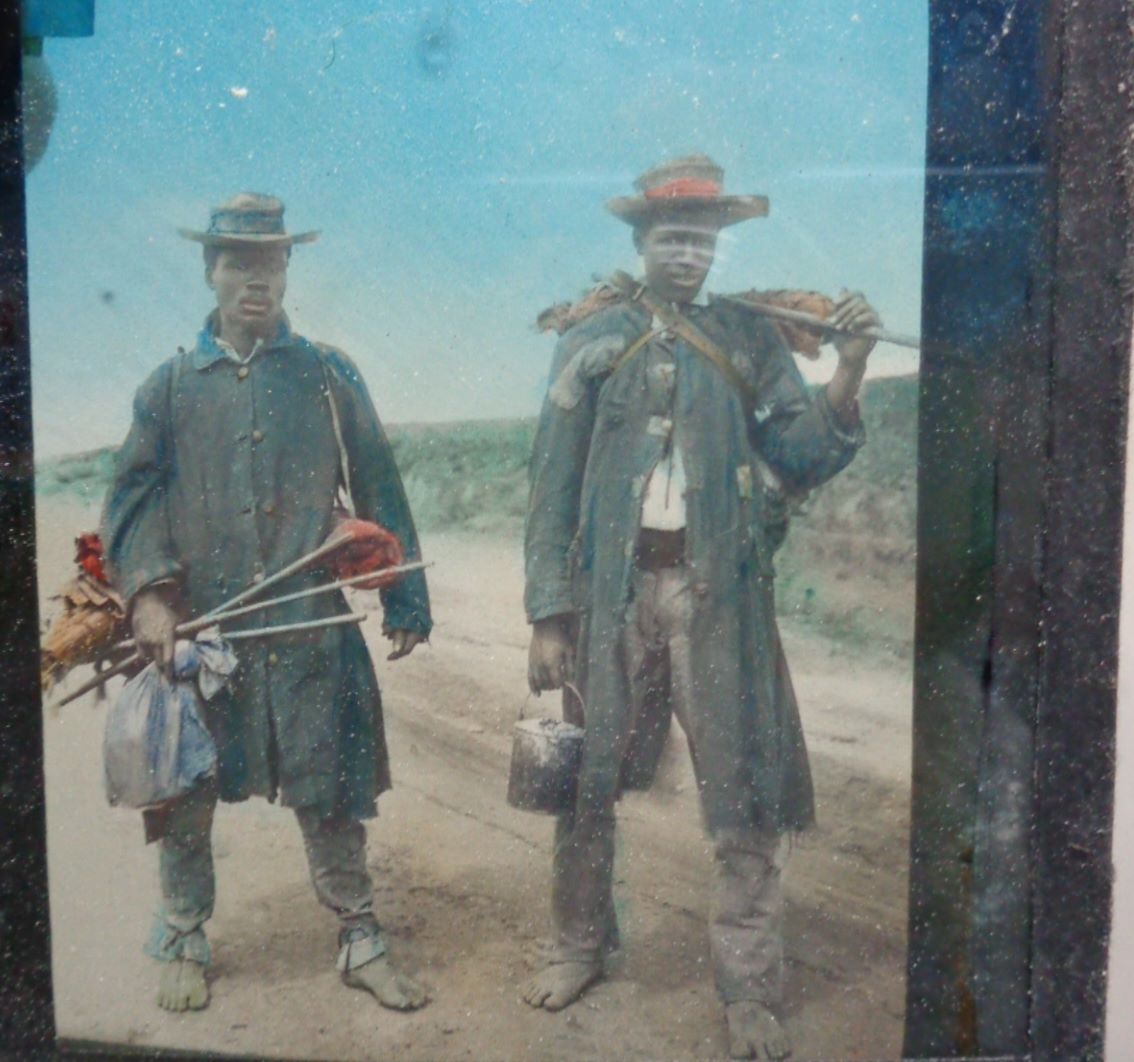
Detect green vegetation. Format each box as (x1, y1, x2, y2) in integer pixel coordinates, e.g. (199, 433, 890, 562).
(385, 419, 534, 535)
(774, 374, 917, 655)
(35, 447, 119, 504)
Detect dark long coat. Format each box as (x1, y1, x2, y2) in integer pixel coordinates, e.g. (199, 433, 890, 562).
(524, 294, 862, 833)
(102, 317, 432, 821)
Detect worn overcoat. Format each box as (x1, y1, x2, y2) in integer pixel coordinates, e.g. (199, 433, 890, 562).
(525, 294, 862, 833)
(103, 317, 432, 821)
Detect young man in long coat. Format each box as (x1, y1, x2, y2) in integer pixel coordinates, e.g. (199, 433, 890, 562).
(102, 194, 432, 1014)
(521, 157, 881, 1060)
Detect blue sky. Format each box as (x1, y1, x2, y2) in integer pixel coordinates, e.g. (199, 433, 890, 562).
(27, 1, 927, 457)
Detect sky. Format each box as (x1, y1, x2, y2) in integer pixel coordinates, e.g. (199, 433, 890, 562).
(26, 0, 928, 457)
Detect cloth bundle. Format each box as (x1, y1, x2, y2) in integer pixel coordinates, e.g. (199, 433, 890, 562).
(330, 518, 404, 590)
(103, 637, 236, 809)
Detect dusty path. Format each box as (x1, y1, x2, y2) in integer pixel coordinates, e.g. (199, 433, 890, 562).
(40, 508, 911, 1061)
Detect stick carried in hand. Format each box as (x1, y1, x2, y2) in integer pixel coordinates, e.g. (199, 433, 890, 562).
(107, 561, 432, 654)
(214, 613, 366, 641)
(51, 532, 370, 710)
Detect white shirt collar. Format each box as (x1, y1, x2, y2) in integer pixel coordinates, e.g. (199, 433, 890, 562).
(215, 335, 265, 364)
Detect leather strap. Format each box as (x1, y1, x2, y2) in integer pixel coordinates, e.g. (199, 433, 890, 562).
(609, 271, 760, 410)
(608, 273, 808, 508)
(315, 347, 356, 517)
(610, 326, 662, 376)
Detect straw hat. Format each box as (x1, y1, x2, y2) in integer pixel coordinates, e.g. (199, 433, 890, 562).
(605, 155, 769, 229)
(178, 193, 319, 247)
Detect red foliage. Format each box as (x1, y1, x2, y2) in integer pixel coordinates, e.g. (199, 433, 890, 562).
(331, 519, 405, 590)
(74, 532, 109, 584)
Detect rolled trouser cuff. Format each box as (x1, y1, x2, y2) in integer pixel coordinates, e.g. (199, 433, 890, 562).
(336, 923, 387, 972)
(144, 917, 211, 966)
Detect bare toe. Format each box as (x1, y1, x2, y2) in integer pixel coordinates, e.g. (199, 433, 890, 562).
(344, 956, 428, 1011)
(726, 1002, 791, 1060)
(395, 972, 429, 1009)
(520, 975, 551, 1008)
(521, 961, 602, 1011)
(157, 959, 208, 1013)
(181, 961, 209, 1010)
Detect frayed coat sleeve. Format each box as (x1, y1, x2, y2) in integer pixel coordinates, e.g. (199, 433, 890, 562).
(524, 324, 609, 624)
(321, 349, 433, 637)
(101, 360, 183, 605)
(747, 319, 865, 492)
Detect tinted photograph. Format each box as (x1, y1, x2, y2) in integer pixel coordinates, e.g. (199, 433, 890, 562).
(28, 3, 926, 1059)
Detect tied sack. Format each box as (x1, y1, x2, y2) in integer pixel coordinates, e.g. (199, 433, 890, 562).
(329, 517, 404, 590)
(103, 637, 236, 809)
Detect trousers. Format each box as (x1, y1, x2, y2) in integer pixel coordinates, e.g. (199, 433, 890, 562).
(552, 564, 786, 1005)
(144, 780, 385, 972)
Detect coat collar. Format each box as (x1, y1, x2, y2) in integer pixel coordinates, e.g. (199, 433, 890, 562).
(191, 311, 295, 370)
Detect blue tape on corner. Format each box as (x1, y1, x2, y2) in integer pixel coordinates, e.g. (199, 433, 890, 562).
(23, 0, 95, 38)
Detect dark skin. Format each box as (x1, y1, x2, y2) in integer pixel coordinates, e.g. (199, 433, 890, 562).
(131, 244, 424, 668)
(527, 216, 881, 694)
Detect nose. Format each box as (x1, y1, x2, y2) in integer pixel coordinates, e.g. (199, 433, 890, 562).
(673, 239, 704, 265)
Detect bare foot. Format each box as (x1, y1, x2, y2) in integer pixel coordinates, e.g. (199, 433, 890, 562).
(156, 958, 209, 1012)
(521, 960, 603, 1011)
(343, 955, 428, 1011)
(726, 1001, 792, 1060)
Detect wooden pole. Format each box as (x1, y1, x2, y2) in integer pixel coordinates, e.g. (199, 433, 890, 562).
(107, 561, 431, 652)
(218, 613, 366, 641)
(717, 293, 923, 350)
(197, 529, 356, 620)
(52, 532, 371, 710)
(51, 611, 372, 709)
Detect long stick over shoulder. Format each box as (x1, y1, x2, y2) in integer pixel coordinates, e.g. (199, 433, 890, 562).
(717, 293, 922, 351)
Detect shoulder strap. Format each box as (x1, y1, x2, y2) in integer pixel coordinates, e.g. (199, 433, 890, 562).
(166, 350, 185, 455)
(608, 274, 807, 507)
(609, 326, 660, 376)
(313, 345, 355, 517)
(608, 271, 760, 409)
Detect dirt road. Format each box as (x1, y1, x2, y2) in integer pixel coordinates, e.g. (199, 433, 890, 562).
(40, 508, 911, 1061)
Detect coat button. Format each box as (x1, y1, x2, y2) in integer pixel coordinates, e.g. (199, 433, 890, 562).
(268, 652, 279, 665)
(237, 366, 250, 380)
(251, 429, 264, 443)
(262, 501, 275, 515)
(252, 570, 265, 584)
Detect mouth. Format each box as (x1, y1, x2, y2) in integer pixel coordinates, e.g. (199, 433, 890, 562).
(666, 270, 704, 286)
(239, 299, 271, 314)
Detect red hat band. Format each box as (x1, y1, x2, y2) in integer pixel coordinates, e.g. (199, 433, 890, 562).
(643, 177, 723, 201)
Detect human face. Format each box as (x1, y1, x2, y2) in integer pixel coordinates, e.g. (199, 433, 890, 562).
(637, 221, 719, 304)
(207, 245, 288, 338)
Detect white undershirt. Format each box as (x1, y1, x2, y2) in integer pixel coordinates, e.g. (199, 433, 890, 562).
(638, 290, 708, 531)
(640, 444, 688, 530)
(215, 335, 265, 364)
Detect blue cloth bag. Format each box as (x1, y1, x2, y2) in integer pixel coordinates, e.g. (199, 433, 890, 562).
(103, 637, 237, 809)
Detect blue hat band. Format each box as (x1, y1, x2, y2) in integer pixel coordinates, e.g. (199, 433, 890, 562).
(207, 209, 286, 236)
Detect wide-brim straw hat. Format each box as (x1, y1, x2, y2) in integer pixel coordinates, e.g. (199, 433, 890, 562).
(178, 192, 320, 247)
(606, 155, 768, 229)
